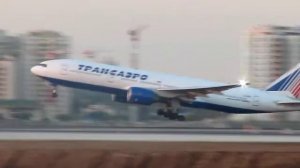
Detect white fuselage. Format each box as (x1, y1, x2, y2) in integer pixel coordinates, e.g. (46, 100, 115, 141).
(31, 59, 300, 113)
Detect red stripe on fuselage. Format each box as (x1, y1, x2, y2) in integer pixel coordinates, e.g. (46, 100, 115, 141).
(293, 84, 300, 98)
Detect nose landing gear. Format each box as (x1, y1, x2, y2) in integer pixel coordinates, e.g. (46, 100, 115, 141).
(51, 85, 58, 98)
(52, 89, 58, 98)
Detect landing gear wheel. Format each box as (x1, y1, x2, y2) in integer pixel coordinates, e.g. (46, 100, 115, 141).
(157, 109, 165, 116)
(52, 89, 58, 98)
(167, 112, 177, 120)
(156, 104, 186, 121)
(177, 115, 185, 121)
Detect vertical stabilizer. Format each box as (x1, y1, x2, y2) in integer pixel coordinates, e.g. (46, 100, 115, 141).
(266, 64, 300, 98)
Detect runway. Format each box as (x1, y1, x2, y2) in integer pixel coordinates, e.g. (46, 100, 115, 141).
(0, 128, 299, 168)
(0, 128, 299, 142)
(1, 127, 299, 135)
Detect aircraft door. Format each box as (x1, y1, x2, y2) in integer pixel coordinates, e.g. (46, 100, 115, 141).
(106, 70, 116, 85)
(251, 95, 259, 106)
(107, 75, 115, 84)
(60, 64, 68, 75)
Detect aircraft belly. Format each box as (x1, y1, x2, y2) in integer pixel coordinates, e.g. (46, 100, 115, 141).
(181, 94, 267, 114)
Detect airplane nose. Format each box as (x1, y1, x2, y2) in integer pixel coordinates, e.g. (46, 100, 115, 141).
(30, 66, 39, 75)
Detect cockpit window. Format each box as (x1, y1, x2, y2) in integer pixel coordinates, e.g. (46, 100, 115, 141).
(37, 64, 47, 67)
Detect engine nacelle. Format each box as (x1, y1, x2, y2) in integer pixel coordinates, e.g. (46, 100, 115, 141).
(126, 87, 159, 105)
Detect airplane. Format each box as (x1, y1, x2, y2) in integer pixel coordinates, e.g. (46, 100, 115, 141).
(31, 59, 300, 121)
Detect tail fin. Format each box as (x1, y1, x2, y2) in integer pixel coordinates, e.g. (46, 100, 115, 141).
(266, 64, 300, 98)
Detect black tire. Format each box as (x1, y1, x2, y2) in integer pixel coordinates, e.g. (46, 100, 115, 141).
(52, 91, 58, 98)
(157, 109, 164, 116)
(168, 113, 177, 120)
(177, 115, 185, 121)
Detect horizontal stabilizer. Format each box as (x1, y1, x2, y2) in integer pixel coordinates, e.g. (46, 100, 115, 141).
(276, 100, 300, 104)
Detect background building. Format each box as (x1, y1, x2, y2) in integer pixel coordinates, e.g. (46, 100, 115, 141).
(0, 56, 16, 99)
(0, 30, 21, 57)
(19, 30, 72, 120)
(245, 26, 300, 89)
(244, 25, 300, 121)
(0, 30, 21, 100)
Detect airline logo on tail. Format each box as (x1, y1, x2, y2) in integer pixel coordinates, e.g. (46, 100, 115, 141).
(266, 64, 300, 98)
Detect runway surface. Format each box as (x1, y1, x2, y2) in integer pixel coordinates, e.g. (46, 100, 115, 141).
(1, 127, 299, 135)
(0, 128, 299, 168)
(0, 128, 299, 142)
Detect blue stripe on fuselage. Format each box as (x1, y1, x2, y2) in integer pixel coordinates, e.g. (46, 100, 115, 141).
(41, 76, 127, 96)
(180, 101, 267, 114)
(42, 76, 266, 114)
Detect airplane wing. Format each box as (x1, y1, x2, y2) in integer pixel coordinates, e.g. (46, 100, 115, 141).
(156, 84, 242, 98)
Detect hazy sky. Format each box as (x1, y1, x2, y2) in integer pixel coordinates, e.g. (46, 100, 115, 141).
(1, 0, 300, 82)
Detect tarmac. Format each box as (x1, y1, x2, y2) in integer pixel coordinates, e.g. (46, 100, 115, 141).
(0, 129, 299, 142)
(0, 129, 299, 168)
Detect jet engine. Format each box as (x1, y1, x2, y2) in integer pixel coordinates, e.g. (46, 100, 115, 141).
(126, 87, 159, 105)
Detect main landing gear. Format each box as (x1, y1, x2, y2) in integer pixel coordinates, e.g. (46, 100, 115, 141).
(156, 100, 186, 121)
(157, 109, 185, 121)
